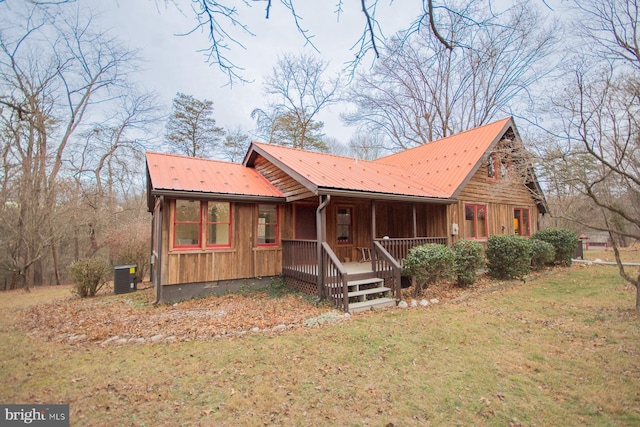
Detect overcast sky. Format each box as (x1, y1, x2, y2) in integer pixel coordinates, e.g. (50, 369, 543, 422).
(82, 1, 562, 149)
(89, 1, 425, 145)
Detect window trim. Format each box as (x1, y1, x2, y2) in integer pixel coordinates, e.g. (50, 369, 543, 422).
(257, 204, 279, 247)
(513, 207, 531, 237)
(172, 199, 233, 251)
(205, 201, 232, 249)
(173, 199, 202, 249)
(336, 205, 353, 245)
(464, 203, 488, 240)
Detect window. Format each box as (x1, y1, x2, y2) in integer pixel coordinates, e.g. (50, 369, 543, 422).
(514, 208, 530, 237)
(487, 152, 510, 180)
(258, 204, 279, 245)
(464, 204, 487, 239)
(336, 207, 352, 244)
(487, 153, 496, 179)
(173, 200, 232, 249)
(207, 202, 231, 247)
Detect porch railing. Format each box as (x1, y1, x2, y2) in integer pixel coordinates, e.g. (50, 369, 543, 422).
(372, 241, 402, 299)
(321, 242, 349, 311)
(282, 239, 318, 283)
(375, 237, 448, 263)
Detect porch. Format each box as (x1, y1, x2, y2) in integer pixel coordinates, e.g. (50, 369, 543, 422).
(282, 237, 448, 313)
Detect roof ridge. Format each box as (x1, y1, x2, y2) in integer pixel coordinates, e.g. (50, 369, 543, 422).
(375, 116, 512, 163)
(252, 141, 376, 163)
(146, 151, 237, 166)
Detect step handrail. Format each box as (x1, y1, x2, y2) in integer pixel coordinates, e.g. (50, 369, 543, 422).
(373, 241, 402, 300)
(321, 242, 349, 311)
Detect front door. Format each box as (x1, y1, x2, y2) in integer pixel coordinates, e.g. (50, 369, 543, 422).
(295, 204, 317, 240)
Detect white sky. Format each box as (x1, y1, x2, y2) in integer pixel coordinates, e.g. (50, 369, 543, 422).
(91, 0, 424, 146)
(87, 1, 562, 149)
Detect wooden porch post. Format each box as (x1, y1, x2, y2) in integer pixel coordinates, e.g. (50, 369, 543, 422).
(412, 204, 417, 238)
(316, 195, 330, 299)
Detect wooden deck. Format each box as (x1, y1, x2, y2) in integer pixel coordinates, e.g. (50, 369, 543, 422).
(282, 237, 448, 312)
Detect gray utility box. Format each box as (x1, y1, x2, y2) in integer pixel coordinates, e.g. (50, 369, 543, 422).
(114, 265, 137, 294)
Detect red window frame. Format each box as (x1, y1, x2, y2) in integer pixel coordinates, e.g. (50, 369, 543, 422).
(257, 204, 279, 246)
(172, 200, 233, 250)
(173, 199, 202, 249)
(206, 201, 232, 248)
(336, 206, 353, 244)
(514, 208, 531, 237)
(464, 203, 488, 239)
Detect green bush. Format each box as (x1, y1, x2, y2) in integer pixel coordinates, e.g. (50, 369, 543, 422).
(531, 228, 579, 266)
(530, 239, 555, 270)
(486, 235, 531, 280)
(68, 258, 111, 298)
(403, 244, 455, 295)
(453, 240, 485, 287)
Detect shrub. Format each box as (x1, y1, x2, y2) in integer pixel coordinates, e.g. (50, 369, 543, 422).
(453, 240, 485, 287)
(531, 228, 579, 266)
(530, 239, 555, 270)
(486, 235, 531, 280)
(403, 244, 455, 296)
(68, 258, 111, 298)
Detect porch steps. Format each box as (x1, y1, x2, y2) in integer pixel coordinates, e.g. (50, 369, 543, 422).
(335, 286, 392, 299)
(349, 297, 397, 313)
(331, 276, 397, 313)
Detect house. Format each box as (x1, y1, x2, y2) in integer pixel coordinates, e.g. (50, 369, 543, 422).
(146, 117, 548, 311)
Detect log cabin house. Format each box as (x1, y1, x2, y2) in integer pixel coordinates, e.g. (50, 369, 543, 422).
(146, 117, 548, 312)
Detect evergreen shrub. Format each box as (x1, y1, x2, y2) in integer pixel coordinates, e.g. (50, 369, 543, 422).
(530, 239, 555, 270)
(531, 228, 579, 266)
(452, 240, 485, 287)
(486, 235, 531, 280)
(403, 244, 455, 295)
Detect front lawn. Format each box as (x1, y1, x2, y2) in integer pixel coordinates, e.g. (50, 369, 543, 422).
(1, 264, 638, 426)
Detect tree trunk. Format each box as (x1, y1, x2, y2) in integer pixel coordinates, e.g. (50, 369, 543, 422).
(52, 242, 61, 286)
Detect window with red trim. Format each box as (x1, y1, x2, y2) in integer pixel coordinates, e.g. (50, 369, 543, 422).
(173, 200, 232, 249)
(258, 204, 279, 245)
(206, 201, 231, 247)
(464, 204, 487, 239)
(174, 200, 202, 248)
(337, 207, 352, 244)
(514, 208, 530, 237)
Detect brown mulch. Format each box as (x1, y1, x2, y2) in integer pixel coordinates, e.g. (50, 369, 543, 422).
(16, 269, 561, 346)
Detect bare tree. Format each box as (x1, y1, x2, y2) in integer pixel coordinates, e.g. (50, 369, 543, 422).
(343, 1, 558, 150)
(159, 0, 504, 84)
(221, 125, 250, 163)
(0, 5, 153, 290)
(544, 0, 640, 310)
(349, 132, 387, 160)
(251, 53, 339, 151)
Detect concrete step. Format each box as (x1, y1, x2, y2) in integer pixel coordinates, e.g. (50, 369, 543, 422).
(349, 297, 396, 313)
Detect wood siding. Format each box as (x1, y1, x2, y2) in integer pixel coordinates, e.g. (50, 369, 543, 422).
(449, 161, 541, 244)
(161, 200, 283, 286)
(253, 155, 315, 201)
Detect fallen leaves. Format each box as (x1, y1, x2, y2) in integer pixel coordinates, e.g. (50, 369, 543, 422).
(17, 287, 337, 345)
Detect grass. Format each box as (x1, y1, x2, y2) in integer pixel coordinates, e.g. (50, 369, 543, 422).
(1, 265, 639, 426)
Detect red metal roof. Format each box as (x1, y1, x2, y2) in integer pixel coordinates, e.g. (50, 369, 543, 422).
(374, 117, 512, 197)
(247, 142, 451, 199)
(146, 152, 284, 199)
(147, 117, 516, 202)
